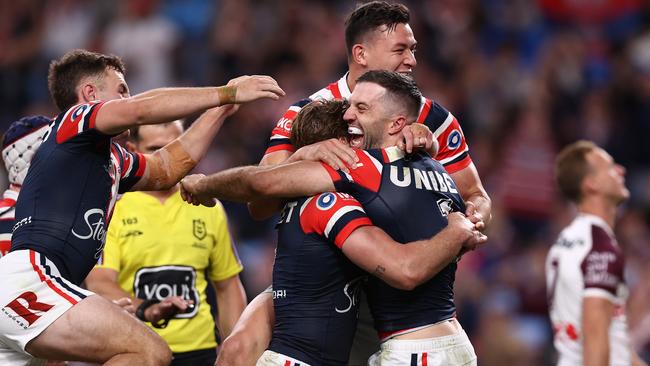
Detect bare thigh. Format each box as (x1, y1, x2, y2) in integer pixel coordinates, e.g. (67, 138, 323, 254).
(25, 295, 166, 363)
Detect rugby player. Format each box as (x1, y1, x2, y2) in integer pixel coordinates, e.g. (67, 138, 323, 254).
(183, 71, 480, 366)
(0, 49, 283, 365)
(547, 141, 647, 366)
(233, 3, 491, 364)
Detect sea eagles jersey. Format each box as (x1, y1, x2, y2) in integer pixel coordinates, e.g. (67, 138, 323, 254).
(546, 214, 631, 366)
(270, 192, 372, 365)
(321, 146, 465, 338)
(264, 73, 471, 174)
(11, 102, 146, 285)
(0, 190, 18, 258)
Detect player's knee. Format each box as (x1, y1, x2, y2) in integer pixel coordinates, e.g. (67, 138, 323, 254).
(141, 332, 172, 366)
(219, 334, 254, 362)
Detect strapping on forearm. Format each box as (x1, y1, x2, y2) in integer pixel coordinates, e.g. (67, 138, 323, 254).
(145, 140, 196, 190)
(217, 86, 237, 105)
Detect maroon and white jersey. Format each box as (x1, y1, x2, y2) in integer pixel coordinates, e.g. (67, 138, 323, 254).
(546, 214, 630, 366)
(264, 73, 472, 174)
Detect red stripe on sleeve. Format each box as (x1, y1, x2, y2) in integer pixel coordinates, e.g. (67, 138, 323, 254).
(135, 152, 147, 177)
(417, 99, 433, 124)
(443, 155, 472, 174)
(87, 101, 105, 129)
(264, 144, 296, 155)
(335, 217, 372, 248)
(321, 162, 342, 184)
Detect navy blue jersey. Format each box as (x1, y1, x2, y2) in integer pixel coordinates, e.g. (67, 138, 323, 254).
(11, 102, 146, 285)
(322, 147, 465, 338)
(270, 192, 371, 365)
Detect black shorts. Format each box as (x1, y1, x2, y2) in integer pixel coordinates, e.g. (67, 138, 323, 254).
(172, 348, 216, 366)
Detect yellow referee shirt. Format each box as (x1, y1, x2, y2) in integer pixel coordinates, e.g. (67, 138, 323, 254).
(97, 190, 243, 353)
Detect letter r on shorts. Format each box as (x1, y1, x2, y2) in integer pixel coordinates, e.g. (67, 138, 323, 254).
(5, 291, 54, 326)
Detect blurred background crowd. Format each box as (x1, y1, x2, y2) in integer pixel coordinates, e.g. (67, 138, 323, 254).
(2, 0, 650, 364)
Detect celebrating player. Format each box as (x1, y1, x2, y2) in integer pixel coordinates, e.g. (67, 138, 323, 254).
(0, 49, 283, 366)
(183, 71, 481, 366)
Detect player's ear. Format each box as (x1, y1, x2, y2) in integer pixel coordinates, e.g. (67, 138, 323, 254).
(388, 116, 408, 135)
(351, 44, 367, 67)
(581, 174, 598, 196)
(80, 83, 98, 103)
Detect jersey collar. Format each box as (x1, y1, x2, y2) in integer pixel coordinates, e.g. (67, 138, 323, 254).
(339, 72, 352, 99)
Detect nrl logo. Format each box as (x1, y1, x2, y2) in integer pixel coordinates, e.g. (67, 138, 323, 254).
(192, 219, 207, 240)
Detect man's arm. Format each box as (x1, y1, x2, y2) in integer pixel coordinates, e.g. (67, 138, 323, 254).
(450, 162, 492, 227)
(248, 140, 360, 220)
(582, 296, 614, 366)
(341, 212, 486, 290)
(130, 106, 235, 192)
(181, 160, 335, 205)
(86, 267, 191, 323)
(94, 76, 284, 135)
(216, 290, 274, 366)
(213, 275, 247, 339)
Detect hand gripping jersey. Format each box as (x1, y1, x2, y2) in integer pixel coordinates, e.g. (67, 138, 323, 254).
(270, 192, 372, 365)
(546, 214, 631, 366)
(265, 73, 471, 174)
(322, 146, 466, 338)
(11, 102, 146, 285)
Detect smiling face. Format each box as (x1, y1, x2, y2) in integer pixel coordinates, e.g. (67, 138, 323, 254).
(344, 82, 392, 149)
(362, 23, 417, 75)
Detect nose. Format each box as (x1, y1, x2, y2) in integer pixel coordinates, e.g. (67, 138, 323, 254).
(343, 107, 355, 123)
(616, 164, 626, 176)
(404, 49, 417, 68)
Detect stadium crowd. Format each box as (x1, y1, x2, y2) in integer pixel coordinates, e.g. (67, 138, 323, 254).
(2, 0, 650, 365)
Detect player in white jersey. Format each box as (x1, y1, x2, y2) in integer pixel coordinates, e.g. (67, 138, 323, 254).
(546, 140, 647, 366)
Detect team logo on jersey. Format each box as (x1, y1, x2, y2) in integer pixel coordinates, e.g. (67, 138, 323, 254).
(447, 129, 462, 150)
(2, 291, 54, 328)
(437, 198, 454, 217)
(72, 104, 88, 120)
(134, 266, 199, 318)
(316, 193, 337, 211)
(193, 219, 207, 240)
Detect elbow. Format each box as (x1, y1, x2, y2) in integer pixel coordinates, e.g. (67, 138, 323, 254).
(391, 266, 421, 291)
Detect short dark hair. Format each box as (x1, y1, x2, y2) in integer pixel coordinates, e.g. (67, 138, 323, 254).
(357, 70, 422, 121)
(291, 100, 350, 149)
(555, 140, 598, 203)
(345, 1, 410, 57)
(48, 49, 126, 111)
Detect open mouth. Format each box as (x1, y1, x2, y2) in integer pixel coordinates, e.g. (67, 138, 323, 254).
(348, 126, 364, 148)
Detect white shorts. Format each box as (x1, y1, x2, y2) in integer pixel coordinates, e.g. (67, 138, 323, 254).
(368, 328, 477, 366)
(0, 250, 93, 364)
(256, 350, 311, 366)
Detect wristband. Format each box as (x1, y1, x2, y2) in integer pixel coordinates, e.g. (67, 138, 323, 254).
(217, 86, 237, 104)
(135, 299, 160, 322)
